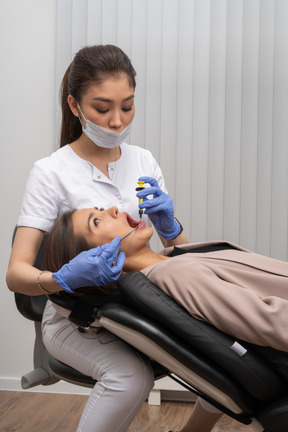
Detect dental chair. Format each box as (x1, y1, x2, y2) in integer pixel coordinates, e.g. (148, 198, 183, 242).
(13, 234, 288, 432)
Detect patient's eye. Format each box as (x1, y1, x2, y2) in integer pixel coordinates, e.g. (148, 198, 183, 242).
(93, 218, 100, 227)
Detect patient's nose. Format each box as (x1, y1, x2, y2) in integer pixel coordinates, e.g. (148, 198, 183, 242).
(109, 206, 119, 217)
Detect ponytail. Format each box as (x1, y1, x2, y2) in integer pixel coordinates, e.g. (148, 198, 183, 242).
(59, 64, 82, 148)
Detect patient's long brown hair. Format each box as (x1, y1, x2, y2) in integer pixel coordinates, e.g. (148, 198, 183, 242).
(43, 211, 119, 296)
(43, 210, 90, 273)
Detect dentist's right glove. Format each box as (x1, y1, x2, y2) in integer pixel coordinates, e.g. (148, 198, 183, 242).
(52, 236, 125, 293)
(136, 176, 182, 240)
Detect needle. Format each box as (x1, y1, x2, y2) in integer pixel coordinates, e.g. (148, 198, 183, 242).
(120, 225, 140, 241)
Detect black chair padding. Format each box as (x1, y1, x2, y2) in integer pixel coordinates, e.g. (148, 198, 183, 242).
(250, 344, 288, 384)
(117, 271, 288, 402)
(98, 302, 256, 417)
(13, 226, 48, 322)
(49, 356, 97, 386)
(48, 290, 123, 328)
(14, 293, 47, 322)
(258, 395, 288, 432)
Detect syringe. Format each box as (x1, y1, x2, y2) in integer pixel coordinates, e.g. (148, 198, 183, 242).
(136, 180, 145, 219)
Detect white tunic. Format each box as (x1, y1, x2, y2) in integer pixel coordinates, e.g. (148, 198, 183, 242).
(18, 143, 167, 231)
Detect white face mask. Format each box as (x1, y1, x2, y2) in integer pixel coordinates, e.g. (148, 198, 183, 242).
(77, 104, 132, 148)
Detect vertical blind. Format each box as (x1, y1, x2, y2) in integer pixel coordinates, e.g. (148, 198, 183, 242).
(56, 0, 288, 260)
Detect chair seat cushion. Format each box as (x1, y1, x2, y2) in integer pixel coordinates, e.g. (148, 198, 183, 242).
(49, 356, 96, 387)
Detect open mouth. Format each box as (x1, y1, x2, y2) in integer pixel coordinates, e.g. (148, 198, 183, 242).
(126, 214, 140, 228)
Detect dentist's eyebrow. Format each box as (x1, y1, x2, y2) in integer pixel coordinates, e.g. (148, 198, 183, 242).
(91, 95, 134, 102)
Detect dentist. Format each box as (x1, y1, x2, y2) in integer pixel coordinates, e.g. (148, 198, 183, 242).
(7, 44, 187, 432)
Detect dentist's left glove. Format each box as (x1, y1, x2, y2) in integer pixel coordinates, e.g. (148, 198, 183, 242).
(52, 236, 125, 293)
(137, 176, 182, 240)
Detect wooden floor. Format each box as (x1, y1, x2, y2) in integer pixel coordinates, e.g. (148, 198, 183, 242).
(0, 391, 254, 432)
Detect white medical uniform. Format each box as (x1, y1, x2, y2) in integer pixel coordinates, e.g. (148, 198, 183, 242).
(18, 143, 166, 432)
(19, 143, 166, 231)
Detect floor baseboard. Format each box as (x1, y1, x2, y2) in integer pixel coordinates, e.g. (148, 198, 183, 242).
(0, 378, 90, 395)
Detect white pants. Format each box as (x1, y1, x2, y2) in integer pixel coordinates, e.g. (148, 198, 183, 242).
(42, 302, 154, 432)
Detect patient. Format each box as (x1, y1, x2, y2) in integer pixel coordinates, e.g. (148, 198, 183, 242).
(44, 205, 288, 432)
(45, 205, 288, 353)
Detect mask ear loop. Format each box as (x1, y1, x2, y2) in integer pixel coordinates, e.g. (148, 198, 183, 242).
(76, 103, 87, 128)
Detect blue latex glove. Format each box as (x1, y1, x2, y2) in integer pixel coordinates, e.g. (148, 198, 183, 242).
(52, 237, 125, 293)
(136, 176, 181, 240)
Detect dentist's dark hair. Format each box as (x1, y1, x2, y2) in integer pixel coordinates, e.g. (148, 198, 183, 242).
(60, 45, 136, 148)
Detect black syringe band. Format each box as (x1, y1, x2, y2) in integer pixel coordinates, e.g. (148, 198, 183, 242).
(136, 186, 144, 218)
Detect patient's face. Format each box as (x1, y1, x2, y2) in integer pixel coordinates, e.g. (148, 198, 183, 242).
(72, 206, 153, 253)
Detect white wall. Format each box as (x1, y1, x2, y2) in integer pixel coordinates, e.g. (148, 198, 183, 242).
(0, 0, 57, 390)
(56, 0, 288, 259)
